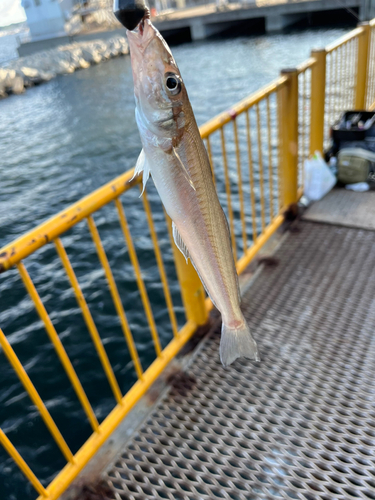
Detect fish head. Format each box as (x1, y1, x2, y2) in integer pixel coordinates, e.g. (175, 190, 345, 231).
(127, 19, 188, 149)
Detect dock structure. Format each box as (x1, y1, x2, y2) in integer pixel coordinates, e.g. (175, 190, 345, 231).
(153, 0, 362, 40)
(101, 188, 375, 500)
(16, 0, 371, 58)
(17, 0, 365, 56)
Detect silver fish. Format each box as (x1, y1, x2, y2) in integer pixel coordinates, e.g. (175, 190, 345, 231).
(127, 17, 260, 366)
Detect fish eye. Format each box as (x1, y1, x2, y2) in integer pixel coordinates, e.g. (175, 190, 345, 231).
(165, 73, 182, 96)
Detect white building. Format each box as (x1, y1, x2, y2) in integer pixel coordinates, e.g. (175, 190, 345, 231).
(21, 0, 68, 40)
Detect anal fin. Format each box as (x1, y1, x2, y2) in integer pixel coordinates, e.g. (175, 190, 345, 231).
(172, 222, 218, 310)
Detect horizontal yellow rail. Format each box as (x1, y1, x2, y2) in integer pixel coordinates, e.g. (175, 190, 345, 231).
(199, 76, 287, 138)
(296, 57, 316, 74)
(326, 26, 364, 53)
(0, 169, 140, 273)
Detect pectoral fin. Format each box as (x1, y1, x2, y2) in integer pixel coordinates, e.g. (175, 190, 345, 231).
(172, 147, 196, 191)
(131, 149, 151, 196)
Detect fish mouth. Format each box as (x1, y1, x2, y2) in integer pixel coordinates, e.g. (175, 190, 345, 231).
(127, 12, 156, 54)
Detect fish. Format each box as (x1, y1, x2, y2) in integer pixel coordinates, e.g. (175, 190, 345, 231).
(127, 14, 260, 366)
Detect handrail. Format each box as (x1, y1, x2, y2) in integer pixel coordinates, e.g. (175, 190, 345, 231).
(199, 76, 287, 138)
(0, 169, 140, 273)
(326, 26, 364, 53)
(296, 56, 316, 74)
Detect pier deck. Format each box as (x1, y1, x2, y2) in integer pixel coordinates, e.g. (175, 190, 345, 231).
(102, 188, 375, 500)
(303, 188, 375, 230)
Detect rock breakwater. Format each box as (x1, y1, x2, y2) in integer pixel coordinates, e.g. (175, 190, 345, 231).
(0, 35, 129, 99)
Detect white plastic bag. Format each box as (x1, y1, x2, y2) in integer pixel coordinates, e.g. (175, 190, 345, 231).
(304, 151, 336, 201)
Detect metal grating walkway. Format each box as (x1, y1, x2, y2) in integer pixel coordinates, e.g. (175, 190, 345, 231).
(104, 220, 375, 500)
(302, 189, 375, 230)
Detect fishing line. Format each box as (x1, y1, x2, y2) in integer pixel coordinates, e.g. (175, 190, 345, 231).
(335, 0, 360, 21)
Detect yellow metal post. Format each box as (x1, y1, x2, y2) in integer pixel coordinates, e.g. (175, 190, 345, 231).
(114, 198, 162, 357)
(17, 262, 100, 433)
(0, 328, 74, 463)
(166, 217, 208, 326)
(54, 238, 123, 404)
(279, 69, 299, 208)
(141, 190, 179, 337)
(86, 216, 143, 380)
(310, 49, 326, 155)
(0, 429, 48, 497)
(356, 22, 371, 109)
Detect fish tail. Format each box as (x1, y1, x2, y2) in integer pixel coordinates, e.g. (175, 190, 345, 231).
(220, 320, 260, 367)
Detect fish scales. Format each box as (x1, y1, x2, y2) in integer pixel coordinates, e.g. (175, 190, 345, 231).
(127, 17, 260, 366)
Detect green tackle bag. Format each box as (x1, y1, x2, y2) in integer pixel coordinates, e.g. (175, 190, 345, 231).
(337, 148, 375, 184)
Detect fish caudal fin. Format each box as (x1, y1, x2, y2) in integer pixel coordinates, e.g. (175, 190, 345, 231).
(220, 321, 260, 367)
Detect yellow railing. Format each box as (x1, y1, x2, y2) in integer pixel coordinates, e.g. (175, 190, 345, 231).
(367, 18, 375, 108)
(199, 76, 288, 272)
(0, 20, 374, 500)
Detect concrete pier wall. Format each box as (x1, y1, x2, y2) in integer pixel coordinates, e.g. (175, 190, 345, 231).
(190, 19, 244, 40)
(152, 0, 362, 40)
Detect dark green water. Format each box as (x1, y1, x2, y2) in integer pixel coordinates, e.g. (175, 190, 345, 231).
(0, 26, 350, 499)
